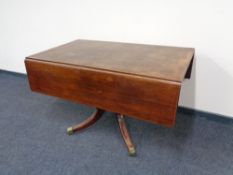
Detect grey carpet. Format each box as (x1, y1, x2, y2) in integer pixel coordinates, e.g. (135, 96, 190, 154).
(0, 70, 233, 175)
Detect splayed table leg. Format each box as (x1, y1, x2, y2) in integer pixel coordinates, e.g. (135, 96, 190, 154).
(67, 108, 105, 135)
(117, 113, 136, 156)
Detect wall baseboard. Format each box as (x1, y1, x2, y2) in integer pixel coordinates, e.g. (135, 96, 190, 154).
(178, 106, 233, 124)
(0, 69, 26, 78)
(1, 69, 232, 123)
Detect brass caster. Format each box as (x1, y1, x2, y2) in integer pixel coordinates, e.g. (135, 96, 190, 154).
(67, 127, 74, 135)
(128, 147, 136, 157)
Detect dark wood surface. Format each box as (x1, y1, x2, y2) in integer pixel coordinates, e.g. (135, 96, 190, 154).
(28, 40, 194, 82)
(67, 108, 104, 134)
(117, 114, 136, 156)
(25, 40, 194, 127)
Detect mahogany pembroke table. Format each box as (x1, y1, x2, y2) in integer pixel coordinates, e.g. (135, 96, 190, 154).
(25, 40, 194, 156)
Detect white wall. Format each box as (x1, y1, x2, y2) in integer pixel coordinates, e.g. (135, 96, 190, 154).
(0, 0, 233, 117)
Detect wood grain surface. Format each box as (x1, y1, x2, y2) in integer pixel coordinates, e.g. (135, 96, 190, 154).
(25, 40, 194, 127)
(28, 40, 194, 82)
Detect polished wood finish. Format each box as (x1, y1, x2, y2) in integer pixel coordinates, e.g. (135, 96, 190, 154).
(117, 114, 136, 156)
(25, 59, 181, 126)
(66, 109, 136, 155)
(28, 39, 194, 82)
(25, 40, 194, 127)
(67, 109, 104, 135)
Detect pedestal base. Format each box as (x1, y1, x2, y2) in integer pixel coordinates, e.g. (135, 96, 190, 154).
(66, 109, 136, 156)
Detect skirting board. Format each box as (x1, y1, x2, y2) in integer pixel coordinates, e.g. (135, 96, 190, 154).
(177, 106, 233, 125)
(1, 69, 233, 124)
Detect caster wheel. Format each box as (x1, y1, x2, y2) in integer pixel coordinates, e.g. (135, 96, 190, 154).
(67, 127, 74, 135)
(128, 147, 136, 157)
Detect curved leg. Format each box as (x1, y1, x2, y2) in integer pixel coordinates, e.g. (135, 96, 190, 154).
(67, 108, 105, 135)
(117, 113, 136, 156)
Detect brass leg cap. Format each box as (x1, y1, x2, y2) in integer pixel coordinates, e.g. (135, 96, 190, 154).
(128, 147, 136, 157)
(67, 127, 74, 135)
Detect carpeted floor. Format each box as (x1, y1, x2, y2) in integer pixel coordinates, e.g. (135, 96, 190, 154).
(0, 70, 233, 175)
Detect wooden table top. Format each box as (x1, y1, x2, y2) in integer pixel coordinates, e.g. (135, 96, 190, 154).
(28, 40, 194, 82)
